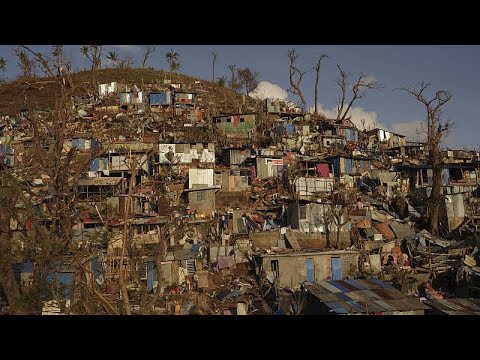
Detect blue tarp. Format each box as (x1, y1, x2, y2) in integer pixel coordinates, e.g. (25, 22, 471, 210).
(91, 257, 102, 281)
(285, 123, 295, 136)
(344, 158, 353, 174)
(149, 92, 170, 106)
(47, 272, 74, 300)
(147, 262, 157, 291)
(90, 158, 100, 171)
(333, 157, 341, 177)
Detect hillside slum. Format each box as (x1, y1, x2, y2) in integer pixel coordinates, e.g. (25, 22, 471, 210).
(2, 77, 480, 315)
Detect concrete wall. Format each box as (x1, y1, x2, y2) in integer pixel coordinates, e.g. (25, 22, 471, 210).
(188, 189, 215, 215)
(189, 168, 214, 188)
(256, 157, 277, 179)
(259, 251, 359, 289)
(221, 173, 250, 192)
(288, 201, 351, 247)
(215, 114, 256, 139)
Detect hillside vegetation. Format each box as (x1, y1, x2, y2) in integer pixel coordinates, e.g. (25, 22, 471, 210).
(0, 68, 260, 116)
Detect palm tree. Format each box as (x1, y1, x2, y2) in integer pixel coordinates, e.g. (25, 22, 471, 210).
(106, 51, 119, 68)
(0, 57, 6, 82)
(217, 76, 227, 87)
(165, 49, 180, 72)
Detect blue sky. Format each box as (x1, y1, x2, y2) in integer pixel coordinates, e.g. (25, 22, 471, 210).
(1, 45, 479, 149)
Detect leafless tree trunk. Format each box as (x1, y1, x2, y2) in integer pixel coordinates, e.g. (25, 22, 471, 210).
(288, 49, 306, 109)
(401, 82, 452, 236)
(328, 187, 355, 248)
(9, 46, 104, 313)
(335, 65, 382, 121)
(228, 65, 240, 92)
(313, 54, 328, 116)
(0, 189, 21, 313)
(211, 50, 217, 82)
(142, 45, 157, 68)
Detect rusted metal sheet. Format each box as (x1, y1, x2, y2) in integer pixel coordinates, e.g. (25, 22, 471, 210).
(374, 222, 396, 240)
(356, 219, 371, 228)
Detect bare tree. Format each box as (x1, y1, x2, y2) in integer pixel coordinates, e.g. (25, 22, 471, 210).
(237, 67, 259, 96)
(335, 65, 382, 121)
(401, 82, 453, 236)
(80, 45, 103, 71)
(0, 187, 21, 313)
(117, 55, 134, 69)
(328, 186, 356, 248)
(288, 49, 307, 109)
(142, 45, 157, 68)
(80, 46, 89, 71)
(211, 50, 218, 82)
(1, 45, 100, 314)
(313, 54, 328, 116)
(228, 65, 241, 92)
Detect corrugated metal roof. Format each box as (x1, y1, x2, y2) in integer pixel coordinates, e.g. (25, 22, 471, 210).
(344, 279, 368, 290)
(425, 298, 480, 315)
(306, 278, 430, 314)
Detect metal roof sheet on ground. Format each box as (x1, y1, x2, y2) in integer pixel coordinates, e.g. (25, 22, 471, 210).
(334, 279, 360, 292)
(326, 280, 353, 293)
(370, 288, 397, 300)
(336, 292, 354, 302)
(373, 299, 397, 312)
(359, 289, 383, 301)
(344, 291, 365, 302)
(344, 279, 368, 290)
(454, 298, 480, 311)
(318, 280, 343, 293)
(367, 277, 392, 288)
(361, 300, 385, 313)
(325, 302, 349, 314)
(345, 300, 366, 312)
(307, 278, 430, 314)
(398, 298, 430, 311)
(309, 289, 339, 303)
(356, 278, 387, 288)
(428, 299, 471, 313)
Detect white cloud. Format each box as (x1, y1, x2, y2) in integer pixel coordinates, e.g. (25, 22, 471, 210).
(110, 45, 141, 54)
(315, 104, 387, 131)
(390, 121, 425, 142)
(361, 75, 377, 84)
(314, 104, 425, 142)
(250, 81, 288, 100)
